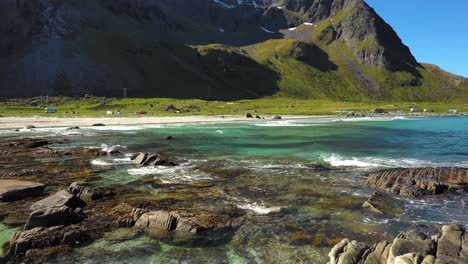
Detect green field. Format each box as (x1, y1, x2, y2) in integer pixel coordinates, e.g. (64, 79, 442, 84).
(0, 97, 466, 118)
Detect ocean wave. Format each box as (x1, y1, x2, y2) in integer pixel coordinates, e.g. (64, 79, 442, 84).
(91, 157, 133, 166)
(253, 120, 322, 127)
(127, 161, 212, 182)
(331, 116, 417, 122)
(84, 124, 163, 131)
(321, 153, 468, 168)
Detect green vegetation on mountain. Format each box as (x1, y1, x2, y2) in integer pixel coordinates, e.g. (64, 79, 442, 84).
(0, 0, 466, 102)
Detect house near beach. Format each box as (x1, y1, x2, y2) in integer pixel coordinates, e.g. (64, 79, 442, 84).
(410, 108, 420, 113)
(448, 109, 458, 113)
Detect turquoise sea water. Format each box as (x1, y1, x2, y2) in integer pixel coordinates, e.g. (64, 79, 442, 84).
(1, 116, 467, 263)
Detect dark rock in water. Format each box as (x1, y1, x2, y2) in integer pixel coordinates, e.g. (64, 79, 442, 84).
(3, 169, 44, 178)
(31, 190, 86, 211)
(328, 224, 468, 264)
(166, 136, 174, 140)
(91, 123, 105, 127)
(0, 180, 45, 202)
(135, 210, 244, 234)
(68, 182, 105, 201)
(131, 152, 179, 167)
(24, 125, 36, 129)
(24, 206, 86, 230)
(255, 115, 261, 119)
(362, 191, 404, 217)
(66, 126, 80, 130)
(3, 225, 89, 261)
(26, 140, 49, 149)
(132, 153, 149, 165)
(366, 167, 468, 197)
(246, 113, 253, 118)
(273, 116, 282, 120)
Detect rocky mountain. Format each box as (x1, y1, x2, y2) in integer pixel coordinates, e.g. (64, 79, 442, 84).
(0, 0, 466, 100)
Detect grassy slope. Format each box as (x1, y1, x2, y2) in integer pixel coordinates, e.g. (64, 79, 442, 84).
(0, 97, 466, 118)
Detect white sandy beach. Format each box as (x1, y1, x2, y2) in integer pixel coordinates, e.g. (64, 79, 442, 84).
(0, 115, 332, 130)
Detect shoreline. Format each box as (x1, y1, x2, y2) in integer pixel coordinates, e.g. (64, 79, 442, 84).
(0, 115, 334, 130)
(0, 114, 466, 130)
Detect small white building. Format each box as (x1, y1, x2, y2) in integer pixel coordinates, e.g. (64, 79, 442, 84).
(448, 109, 458, 113)
(423, 109, 433, 113)
(410, 108, 420, 113)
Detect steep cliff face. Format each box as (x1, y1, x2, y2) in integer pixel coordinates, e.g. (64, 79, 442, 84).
(0, 0, 465, 100)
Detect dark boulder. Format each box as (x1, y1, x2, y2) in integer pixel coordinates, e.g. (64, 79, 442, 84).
(91, 123, 105, 127)
(66, 126, 80, 130)
(3, 225, 89, 261)
(24, 206, 86, 230)
(273, 116, 282, 120)
(0, 180, 45, 202)
(68, 182, 105, 201)
(131, 152, 179, 167)
(366, 167, 468, 197)
(30, 190, 86, 211)
(134, 210, 244, 234)
(246, 113, 253, 118)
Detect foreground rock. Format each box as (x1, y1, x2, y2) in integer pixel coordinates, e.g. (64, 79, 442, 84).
(0, 180, 45, 202)
(366, 167, 468, 197)
(328, 224, 468, 264)
(31, 190, 86, 210)
(135, 210, 244, 233)
(111, 203, 245, 235)
(24, 206, 86, 230)
(131, 152, 179, 167)
(3, 225, 89, 260)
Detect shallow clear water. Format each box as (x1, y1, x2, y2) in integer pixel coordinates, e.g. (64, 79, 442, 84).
(1, 116, 467, 263)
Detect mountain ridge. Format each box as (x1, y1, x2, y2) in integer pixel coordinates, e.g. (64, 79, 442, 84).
(0, 0, 466, 101)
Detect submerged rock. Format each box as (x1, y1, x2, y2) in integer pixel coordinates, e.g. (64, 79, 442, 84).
(366, 167, 468, 197)
(362, 191, 404, 217)
(0, 180, 45, 202)
(328, 224, 468, 264)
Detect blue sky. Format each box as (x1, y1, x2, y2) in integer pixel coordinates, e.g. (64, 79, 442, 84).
(365, 0, 468, 77)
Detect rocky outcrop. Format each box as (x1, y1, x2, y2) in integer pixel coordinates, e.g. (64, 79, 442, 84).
(68, 182, 110, 201)
(366, 167, 468, 197)
(31, 190, 86, 210)
(135, 210, 244, 233)
(2, 225, 89, 261)
(0, 180, 45, 202)
(131, 152, 179, 167)
(328, 224, 468, 264)
(24, 206, 86, 230)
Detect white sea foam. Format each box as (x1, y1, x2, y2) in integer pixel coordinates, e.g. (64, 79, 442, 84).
(91, 157, 132, 166)
(127, 161, 212, 182)
(85, 124, 163, 131)
(332, 116, 416, 122)
(91, 159, 112, 166)
(101, 144, 127, 153)
(321, 153, 468, 168)
(253, 120, 323, 127)
(237, 202, 281, 215)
